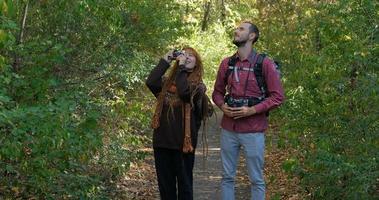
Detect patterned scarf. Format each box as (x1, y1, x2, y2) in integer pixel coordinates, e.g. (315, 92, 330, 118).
(151, 83, 194, 153)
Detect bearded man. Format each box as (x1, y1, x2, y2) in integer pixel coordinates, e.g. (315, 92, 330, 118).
(212, 21, 285, 200)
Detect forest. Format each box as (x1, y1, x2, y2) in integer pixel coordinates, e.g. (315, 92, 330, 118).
(0, 0, 378, 199)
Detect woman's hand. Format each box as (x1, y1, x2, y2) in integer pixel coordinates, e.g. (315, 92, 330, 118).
(163, 50, 175, 63)
(176, 54, 186, 66)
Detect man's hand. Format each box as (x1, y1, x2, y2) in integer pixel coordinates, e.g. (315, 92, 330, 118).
(220, 104, 235, 118)
(221, 104, 256, 119)
(232, 106, 256, 119)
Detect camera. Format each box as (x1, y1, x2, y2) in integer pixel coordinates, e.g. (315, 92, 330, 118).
(169, 49, 185, 60)
(225, 95, 248, 107)
(224, 94, 263, 107)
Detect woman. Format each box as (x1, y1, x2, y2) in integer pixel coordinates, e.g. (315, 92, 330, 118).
(146, 47, 211, 200)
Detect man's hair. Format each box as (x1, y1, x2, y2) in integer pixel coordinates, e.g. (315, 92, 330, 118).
(243, 21, 259, 44)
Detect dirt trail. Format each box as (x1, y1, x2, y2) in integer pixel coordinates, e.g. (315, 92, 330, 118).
(122, 112, 303, 200)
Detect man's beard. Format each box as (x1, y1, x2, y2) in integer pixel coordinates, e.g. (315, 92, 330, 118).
(233, 38, 248, 47)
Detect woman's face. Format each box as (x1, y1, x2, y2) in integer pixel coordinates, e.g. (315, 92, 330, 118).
(183, 50, 196, 70)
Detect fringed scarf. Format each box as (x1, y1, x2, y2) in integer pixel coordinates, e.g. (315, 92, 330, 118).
(151, 83, 194, 153)
(151, 49, 204, 153)
(182, 103, 193, 153)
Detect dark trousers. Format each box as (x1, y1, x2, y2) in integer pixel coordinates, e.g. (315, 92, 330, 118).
(153, 148, 195, 200)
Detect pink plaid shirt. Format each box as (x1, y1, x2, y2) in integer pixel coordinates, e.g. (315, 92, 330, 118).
(212, 51, 284, 133)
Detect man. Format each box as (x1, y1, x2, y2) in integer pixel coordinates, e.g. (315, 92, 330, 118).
(212, 21, 284, 200)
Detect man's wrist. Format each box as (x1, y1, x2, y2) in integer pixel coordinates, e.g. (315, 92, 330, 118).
(250, 106, 256, 115)
(220, 104, 226, 110)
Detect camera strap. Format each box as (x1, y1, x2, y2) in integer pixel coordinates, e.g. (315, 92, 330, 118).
(243, 53, 259, 97)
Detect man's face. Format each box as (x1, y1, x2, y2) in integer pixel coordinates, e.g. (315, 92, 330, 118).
(233, 23, 254, 47)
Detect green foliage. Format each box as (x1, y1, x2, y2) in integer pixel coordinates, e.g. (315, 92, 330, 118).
(263, 1, 379, 199)
(176, 23, 235, 89)
(1, 0, 378, 198)
(0, 0, 184, 198)
(0, 95, 103, 197)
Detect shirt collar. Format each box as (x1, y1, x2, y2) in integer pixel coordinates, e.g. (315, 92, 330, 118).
(235, 49, 257, 64)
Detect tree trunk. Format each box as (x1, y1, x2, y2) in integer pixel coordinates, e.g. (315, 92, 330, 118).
(220, 0, 226, 25)
(315, 28, 322, 53)
(348, 62, 358, 111)
(315, 0, 322, 53)
(185, 1, 189, 15)
(201, 1, 211, 31)
(13, 1, 29, 72)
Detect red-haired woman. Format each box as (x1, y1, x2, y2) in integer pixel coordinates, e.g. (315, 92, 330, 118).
(146, 47, 211, 200)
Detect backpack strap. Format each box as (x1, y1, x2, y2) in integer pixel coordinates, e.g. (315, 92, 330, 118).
(224, 52, 269, 98)
(255, 54, 272, 116)
(254, 53, 267, 99)
(224, 54, 238, 85)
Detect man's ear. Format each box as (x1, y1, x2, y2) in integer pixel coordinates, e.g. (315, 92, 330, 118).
(249, 33, 256, 41)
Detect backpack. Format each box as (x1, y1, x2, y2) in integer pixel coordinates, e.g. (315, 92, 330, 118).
(224, 53, 281, 115)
